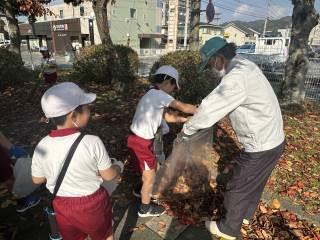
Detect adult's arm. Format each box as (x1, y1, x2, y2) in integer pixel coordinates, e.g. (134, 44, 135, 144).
(183, 74, 247, 135)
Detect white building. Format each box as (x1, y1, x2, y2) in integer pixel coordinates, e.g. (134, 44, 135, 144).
(223, 23, 260, 46)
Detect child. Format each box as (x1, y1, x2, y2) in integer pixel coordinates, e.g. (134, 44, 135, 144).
(128, 65, 197, 217)
(31, 82, 123, 240)
(40, 47, 57, 85)
(0, 131, 41, 213)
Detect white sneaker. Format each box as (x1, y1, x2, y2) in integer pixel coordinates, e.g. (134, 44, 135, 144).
(205, 221, 236, 240)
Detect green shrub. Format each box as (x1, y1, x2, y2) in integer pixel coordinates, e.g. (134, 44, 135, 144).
(114, 45, 139, 84)
(73, 44, 139, 84)
(150, 50, 219, 104)
(0, 48, 34, 89)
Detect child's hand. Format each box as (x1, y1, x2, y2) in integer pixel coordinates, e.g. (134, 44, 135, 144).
(164, 112, 187, 123)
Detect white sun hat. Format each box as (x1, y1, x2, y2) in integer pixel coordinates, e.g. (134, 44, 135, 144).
(41, 82, 96, 118)
(154, 65, 180, 89)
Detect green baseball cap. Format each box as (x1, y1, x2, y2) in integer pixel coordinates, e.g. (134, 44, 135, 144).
(200, 37, 227, 71)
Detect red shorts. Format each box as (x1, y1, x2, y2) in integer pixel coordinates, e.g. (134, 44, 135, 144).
(127, 134, 156, 172)
(53, 188, 112, 240)
(0, 147, 13, 182)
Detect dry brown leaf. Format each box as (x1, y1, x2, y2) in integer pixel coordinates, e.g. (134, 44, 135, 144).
(271, 199, 281, 210)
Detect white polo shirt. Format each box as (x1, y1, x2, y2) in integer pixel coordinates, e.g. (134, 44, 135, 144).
(130, 89, 174, 139)
(31, 129, 112, 197)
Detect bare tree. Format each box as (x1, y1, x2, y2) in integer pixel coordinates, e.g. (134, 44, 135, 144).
(281, 0, 319, 111)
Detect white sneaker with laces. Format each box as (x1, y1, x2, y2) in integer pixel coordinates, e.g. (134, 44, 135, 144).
(205, 221, 236, 240)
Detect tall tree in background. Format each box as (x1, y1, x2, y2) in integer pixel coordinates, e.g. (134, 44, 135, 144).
(65, 0, 114, 47)
(281, 0, 319, 110)
(189, 0, 200, 50)
(0, 0, 48, 58)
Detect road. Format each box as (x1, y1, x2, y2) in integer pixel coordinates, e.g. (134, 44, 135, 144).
(21, 46, 160, 77)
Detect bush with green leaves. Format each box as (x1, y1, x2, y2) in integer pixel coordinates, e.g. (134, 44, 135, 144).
(113, 45, 139, 84)
(0, 48, 34, 89)
(73, 44, 139, 84)
(150, 50, 219, 104)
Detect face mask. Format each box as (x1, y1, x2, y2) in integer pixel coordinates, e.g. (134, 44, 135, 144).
(218, 68, 226, 78)
(212, 57, 226, 78)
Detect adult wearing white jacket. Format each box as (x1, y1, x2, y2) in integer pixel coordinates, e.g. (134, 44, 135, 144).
(182, 37, 285, 239)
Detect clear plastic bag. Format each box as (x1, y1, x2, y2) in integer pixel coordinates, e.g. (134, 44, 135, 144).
(153, 127, 219, 200)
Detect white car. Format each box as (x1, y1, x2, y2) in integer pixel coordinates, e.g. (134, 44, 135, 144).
(0, 40, 10, 48)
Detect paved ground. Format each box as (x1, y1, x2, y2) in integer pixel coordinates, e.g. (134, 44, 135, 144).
(21, 46, 160, 77)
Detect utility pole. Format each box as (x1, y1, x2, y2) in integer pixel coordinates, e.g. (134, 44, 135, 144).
(183, 0, 189, 49)
(263, 0, 271, 37)
(189, 0, 200, 50)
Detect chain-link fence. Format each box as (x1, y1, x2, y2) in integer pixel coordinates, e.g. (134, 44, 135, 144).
(242, 54, 320, 103)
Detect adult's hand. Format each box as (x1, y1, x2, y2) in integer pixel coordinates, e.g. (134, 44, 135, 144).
(175, 131, 191, 144)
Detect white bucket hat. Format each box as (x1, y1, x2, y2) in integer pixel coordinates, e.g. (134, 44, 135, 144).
(154, 65, 180, 89)
(41, 82, 96, 118)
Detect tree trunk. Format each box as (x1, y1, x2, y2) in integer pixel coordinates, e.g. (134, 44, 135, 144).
(3, 0, 21, 58)
(92, 0, 113, 47)
(189, 0, 200, 51)
(281, 0, 319, 110)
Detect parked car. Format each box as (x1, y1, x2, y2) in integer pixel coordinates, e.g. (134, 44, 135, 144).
(236, 44, 256, 54)
(0, 40, 10, 48)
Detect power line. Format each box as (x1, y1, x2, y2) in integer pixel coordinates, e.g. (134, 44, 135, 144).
(203, 0, 286, 21)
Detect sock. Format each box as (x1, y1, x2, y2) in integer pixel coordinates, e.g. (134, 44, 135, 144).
(139, 203, 150, 213)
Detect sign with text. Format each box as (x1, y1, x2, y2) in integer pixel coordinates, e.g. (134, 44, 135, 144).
(52, 24, 68, 31)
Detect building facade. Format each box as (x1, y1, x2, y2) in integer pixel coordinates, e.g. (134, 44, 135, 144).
(199, 23, 224, 46)
(19, 0, 163, 54)
(161, 0, 191, 50)
(223, 23, 260, 46)
(309, 24, 320, 47)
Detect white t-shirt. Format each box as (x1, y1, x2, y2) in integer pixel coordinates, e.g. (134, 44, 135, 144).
(130, 89, 174, 139)
(31, 133, 112, 197)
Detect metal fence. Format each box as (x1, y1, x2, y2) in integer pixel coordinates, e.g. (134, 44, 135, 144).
(242, 54, 320, 103)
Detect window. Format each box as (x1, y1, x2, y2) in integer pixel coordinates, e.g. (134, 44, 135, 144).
(285, 39, 289, 46)
(80, 6, 84, 16)
(59, 10, 64, 18)
(44, 14, 47, 20)
(130, 8, 137, 19)
(143, 13, 147, 20)
(266, 39, 273, 45)
(112, 8, 116, 16)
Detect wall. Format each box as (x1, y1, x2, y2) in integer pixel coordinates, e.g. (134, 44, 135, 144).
(309, 24, 320, 46)
(199, 27, 224, 46)
(224, 25, 247, 46)
(108, 0, 161, 50)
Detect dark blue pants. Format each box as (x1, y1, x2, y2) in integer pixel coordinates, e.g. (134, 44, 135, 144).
(217, 141, 285, 237)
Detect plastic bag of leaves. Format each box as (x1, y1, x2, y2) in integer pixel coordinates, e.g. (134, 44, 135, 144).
(153, 127, 220, 200)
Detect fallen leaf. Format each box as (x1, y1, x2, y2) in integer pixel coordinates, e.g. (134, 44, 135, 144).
(271, 199, 281, 210)
(259, 204, 268, 214)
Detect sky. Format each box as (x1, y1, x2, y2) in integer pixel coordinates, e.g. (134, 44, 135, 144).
(21, 0, 320, 23)
(203, 0, 320, 23)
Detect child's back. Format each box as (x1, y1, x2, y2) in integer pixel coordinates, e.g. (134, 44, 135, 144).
(32, 131, 111, 197)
